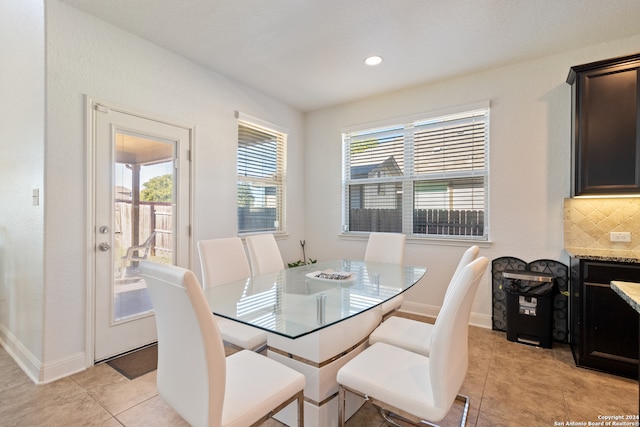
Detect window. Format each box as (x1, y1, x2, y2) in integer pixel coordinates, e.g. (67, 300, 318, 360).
(237, 114, 286, 234)
(342, 104, 489, 239)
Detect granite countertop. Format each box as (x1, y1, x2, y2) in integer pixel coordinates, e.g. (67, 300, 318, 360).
(565, 247, 640, 264)
(611, 281, 640, 314)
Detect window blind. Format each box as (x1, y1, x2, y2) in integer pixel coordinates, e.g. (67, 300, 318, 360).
(237, 118, 286, 234)
(342, 106, 488, 239)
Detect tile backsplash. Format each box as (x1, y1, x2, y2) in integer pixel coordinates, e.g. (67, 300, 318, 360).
(564, 197, 640, 261)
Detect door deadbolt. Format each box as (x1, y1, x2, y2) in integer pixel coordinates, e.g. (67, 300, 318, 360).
(99, 225, 110, 234)
(98, 242, 111, 251)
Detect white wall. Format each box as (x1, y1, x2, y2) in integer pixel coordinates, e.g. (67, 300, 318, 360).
(40, 0, 305, 381)
(304, 34, 640, 325)
(0, 0, 45, 381)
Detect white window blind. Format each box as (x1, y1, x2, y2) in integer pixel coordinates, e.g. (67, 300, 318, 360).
(342, 106, 489, 239)
(237, 116, 286, 234)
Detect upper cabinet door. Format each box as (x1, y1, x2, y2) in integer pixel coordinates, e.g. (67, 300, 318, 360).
(568, 54, 640, 196)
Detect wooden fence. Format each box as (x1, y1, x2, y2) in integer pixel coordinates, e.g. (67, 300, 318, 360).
(349, 208, 484, 236)
(413, 208, 484, 236)
(238, 207, 277, 232)
(349, 208, 402, 233)
(115, 201, 173, 261)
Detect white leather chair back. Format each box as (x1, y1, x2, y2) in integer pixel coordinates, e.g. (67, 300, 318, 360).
(443, 245, 480, 301)
(140, 261, 226, 427)
(245, 234, 285, 275)
(364, 232, 406, 264)
(198, 237, 251, 288)
(429, 256, 488, 411)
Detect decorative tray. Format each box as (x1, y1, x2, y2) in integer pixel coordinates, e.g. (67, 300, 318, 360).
(305, 270, 356, 282)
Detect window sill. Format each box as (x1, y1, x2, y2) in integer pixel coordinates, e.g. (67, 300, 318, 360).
(238, 231, 289, 239)
(339, 233, 493, 249)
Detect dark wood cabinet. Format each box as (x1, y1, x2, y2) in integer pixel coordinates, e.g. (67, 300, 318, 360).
(570, 258, 639, 378)
(567, 53, 640, 196)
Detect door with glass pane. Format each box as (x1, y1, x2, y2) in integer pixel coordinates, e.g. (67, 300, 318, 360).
(93, 105, 191, 361)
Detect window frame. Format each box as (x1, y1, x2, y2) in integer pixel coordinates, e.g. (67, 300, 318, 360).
(341, 102, 490, 241)
(236, 112, 287, 236)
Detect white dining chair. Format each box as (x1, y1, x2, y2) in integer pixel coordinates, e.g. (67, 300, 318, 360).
(337, 256, 488, 427)
(364, 232, 405, 264)
(197, 237, 267, 352)
(245, 233, 285, 275)
(368, 245, 479, 356)
(364, 232, 407, 316)
(140, 261, 305, 427)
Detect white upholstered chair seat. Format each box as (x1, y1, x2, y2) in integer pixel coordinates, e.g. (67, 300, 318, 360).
(380, 294, 404, 315)
(223, 350, 305, 427)
(337, 342, 445, 421)
(368, 315, 433, 356)
(215, 317, 267, 351)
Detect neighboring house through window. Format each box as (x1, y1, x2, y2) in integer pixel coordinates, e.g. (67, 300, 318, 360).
(237, 112, 286, 234)
(342, 103, 489, 240)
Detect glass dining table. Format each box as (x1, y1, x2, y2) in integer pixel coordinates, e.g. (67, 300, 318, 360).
(203, 259, 427, 427)
(203, 259, 427, 339)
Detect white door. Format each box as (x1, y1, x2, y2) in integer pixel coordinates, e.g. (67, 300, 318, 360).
(93, 104, 191, 361)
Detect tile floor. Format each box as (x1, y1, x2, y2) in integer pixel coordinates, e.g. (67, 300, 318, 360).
(0, 314, 638, 426)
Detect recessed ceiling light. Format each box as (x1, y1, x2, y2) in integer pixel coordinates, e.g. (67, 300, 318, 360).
(364, 55, 383, 66)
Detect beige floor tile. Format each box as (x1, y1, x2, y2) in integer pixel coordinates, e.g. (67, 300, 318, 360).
(475, 409, 530, 427)
(116, 395, 190, 427)
(10, 393, 114, 427)
(561, 366, 638, 421)
(100, 417, 126, 426)
(83, 368, 159, 416)
(481, 342, 569, 426)
(0, 361, 34, 394)
(0, 377, 112, 427)
(460, 368, 488, 407)
(71, 361, 128, 390)
(479, 388, 568, 427)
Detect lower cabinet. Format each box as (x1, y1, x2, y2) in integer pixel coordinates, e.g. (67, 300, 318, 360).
(570, 258, 639, 379)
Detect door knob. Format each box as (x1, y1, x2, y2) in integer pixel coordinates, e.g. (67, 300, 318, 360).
(98, 242, 111, 251)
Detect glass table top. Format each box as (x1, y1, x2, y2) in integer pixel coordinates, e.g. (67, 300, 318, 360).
(203, 259, 427, 339)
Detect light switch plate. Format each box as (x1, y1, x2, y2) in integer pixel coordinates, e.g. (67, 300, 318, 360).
(609, 231, 631, 242)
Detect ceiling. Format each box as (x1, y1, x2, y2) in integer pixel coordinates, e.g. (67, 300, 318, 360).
(59, 0, 640, 112)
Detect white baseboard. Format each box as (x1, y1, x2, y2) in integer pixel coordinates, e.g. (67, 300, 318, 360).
(399, 301, 493, 329)
(40, 352, 87, 384)
(0, 324, 86, 384)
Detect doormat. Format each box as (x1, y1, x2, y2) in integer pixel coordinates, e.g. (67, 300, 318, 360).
(106, 344, 157, 380)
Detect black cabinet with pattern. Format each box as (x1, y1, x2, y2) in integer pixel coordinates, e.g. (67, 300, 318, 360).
(570, 258, 640, 378)
(567, 53, 640, 196)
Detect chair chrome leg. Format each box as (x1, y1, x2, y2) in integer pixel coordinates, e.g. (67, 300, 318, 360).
(375, 393, 470, 427)
(297, 391, 305, 427)
(254, 342, 268, 354)
(456, 394, 470, 427)
(378, 407, 406, 427)
(341, 384, 469, 427)
(338, 386, 346, 427)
